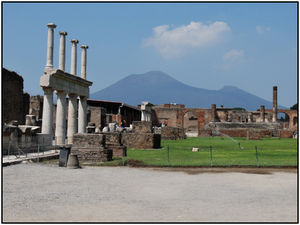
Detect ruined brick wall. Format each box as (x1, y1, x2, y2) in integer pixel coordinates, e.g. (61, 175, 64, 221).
(161, 127, 185, 140)
(152, 107, 183, 127)
(279, 130, 294, 138)
(3, 68, 30, 124)
(122, 133, 161, 149)
(121, 121, 161, 149)
(132, 121, 152, 133)
(218, 129, 248, 137)
(198, 129, 212, 137)
(71, 134, 112, 162)
(88, 106, 106, 128)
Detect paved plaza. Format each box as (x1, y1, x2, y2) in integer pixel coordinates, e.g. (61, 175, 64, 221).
(3, 163, 297, 222)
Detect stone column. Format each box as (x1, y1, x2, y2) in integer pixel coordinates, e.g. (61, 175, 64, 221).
(80, 45, 88, 79)
(141, 111, 145, 121)
(78, 96, 87, 133)
(67, 94, 78, 144)
(55, 90, 67, 145)
(272, 86, 278, 122)
(211, 104, 217, 122)
(41, 87, 54, 136)
(45, 23, 57, 71)
(260, 105, 265, 122)
(70, 39, 79, 75)
(59, 31, 67, 71)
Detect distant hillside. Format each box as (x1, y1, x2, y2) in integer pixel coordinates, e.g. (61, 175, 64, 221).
(90, 71, 283, 110)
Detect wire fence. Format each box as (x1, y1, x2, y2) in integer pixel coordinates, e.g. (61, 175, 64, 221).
(124, 141, 296, 167)
(3, 138, 59, 162)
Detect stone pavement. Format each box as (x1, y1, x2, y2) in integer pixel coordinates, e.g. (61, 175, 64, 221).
(2, 150, 59, 166)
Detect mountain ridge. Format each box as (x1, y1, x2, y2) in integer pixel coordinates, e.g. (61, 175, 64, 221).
(90, 71, 284, 110)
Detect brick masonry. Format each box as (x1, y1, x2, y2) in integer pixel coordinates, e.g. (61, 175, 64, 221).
(3, 68, 30, 124)
(122, 133, 161, 149)
(161, 127, 186, 140)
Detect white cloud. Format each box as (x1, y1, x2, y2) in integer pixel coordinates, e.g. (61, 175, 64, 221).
(256, 25, 271, 34)
(143, 21, 231, 59)
(222, 49, 244, 62)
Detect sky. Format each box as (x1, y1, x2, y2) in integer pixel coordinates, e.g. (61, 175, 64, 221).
(3, 2, 298, 108)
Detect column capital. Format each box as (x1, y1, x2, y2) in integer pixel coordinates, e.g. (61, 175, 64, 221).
(59, 31, 67, 36)
(47, 23, 56, 29)
(81, 45, 88, 49)
(56, 90, 66, 96)
(42, 87, 53, 94)
(68, 93, 78, 98)
(71, 39, 79, 44)
(79, 96, 87, 100)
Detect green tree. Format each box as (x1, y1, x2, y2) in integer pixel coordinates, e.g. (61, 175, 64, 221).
(290, 103, 298, 110)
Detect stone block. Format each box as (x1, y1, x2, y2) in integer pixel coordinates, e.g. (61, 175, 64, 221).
(122, 133, 161, 149)
(73, 133, 105, 147)
(198, 129, 212, 137)
(132, 121, 152, 133)
(104, 132, 121, 145)
(161, 126, 186, 140)
(279, 130, 293, 138)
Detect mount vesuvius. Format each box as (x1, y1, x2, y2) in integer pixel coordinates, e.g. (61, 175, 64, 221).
(90, 71, 280, 110)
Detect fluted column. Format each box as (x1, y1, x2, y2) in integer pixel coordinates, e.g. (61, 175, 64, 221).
(55, 90, 67, 145)
(67, 94, 78, 144)
(41, 87, 53, 136)
(80, 45, 88, 79)
(78, 96, 87, 133)
(70, 39, 79, 75)
(45, 23, 56, 71)
(59, 31, 67, 71)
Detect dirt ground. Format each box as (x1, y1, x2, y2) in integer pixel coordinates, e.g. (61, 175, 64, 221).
(3, 163, 297, 222)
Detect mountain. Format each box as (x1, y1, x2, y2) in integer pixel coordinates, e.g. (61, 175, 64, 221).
(90, 71, 283, 110)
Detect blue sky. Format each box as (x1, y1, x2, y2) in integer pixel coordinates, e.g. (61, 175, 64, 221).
(3, 2, 297, 108)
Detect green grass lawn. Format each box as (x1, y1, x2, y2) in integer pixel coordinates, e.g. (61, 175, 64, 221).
(124, 137, 297, 167)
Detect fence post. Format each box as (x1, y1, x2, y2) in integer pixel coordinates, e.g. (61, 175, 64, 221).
(255, 146, 259, 167)
(167, 145, 170, 166)
(210, 146, 213, 167)
(8, 141, 10, 160)
(37, 144, 40, 163)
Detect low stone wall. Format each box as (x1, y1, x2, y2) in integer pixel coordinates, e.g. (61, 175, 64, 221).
(161, 127, 186, 140)
(247, 130, 262, 140)
(198, 129, 212, 137)
(279, 130, 294, 138)
(2, 124, 50, 154)
(132, 121, 152, 133)
(71, 134, 112, 162)
(122, 133, 161, 149)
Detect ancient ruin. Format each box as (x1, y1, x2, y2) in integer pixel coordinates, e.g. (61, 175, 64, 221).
(40, 23, 92, 145)
(150, 86, 297, 139)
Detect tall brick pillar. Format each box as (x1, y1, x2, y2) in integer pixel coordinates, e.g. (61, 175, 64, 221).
(211, 104, 217, 122)
(260, 105, 265, 122)
(272, 86, 278, 122)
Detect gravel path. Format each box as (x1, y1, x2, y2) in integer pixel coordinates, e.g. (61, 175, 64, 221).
(3, 163, 297, 222)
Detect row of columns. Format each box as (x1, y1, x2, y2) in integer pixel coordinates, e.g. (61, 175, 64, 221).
(42, 88, 87, 145)
(45, 23, 88, 78)
(42, 23, 89, 145)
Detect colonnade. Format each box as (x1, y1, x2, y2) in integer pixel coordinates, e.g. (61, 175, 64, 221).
(41, 23, 92, 145)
